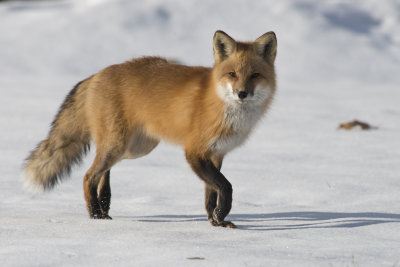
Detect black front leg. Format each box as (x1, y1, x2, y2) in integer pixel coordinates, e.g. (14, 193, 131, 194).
(186, 153, 236, 228)
(205, 185, 218, 223)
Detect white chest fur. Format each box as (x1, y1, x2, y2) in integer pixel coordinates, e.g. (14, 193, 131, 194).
(209, 101, 264, 155)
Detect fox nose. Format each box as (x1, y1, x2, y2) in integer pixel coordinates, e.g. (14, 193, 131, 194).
(238, 91, 248, 99)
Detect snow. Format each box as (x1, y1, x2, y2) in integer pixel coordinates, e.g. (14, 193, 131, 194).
(1, 0, 400, 266)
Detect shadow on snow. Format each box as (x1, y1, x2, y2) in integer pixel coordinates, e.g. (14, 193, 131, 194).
(124, 211, 400, 231)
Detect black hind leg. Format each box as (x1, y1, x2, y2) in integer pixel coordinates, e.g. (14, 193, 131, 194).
(98, 170, 112, 219)
(84, 146, 125, 220)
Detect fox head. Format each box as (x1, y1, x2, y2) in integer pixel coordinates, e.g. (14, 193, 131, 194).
(212, 31, 277, 106)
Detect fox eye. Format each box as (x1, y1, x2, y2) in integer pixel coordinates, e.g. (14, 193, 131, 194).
(228, 72, 237, 78)
(251, 73, 260, 78)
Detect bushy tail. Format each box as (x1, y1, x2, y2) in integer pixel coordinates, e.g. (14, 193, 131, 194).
(24, 78, 92, 191)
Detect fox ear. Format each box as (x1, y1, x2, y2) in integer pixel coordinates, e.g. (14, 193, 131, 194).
(213, 30, 236, 62)
(254, 31, 277, 63)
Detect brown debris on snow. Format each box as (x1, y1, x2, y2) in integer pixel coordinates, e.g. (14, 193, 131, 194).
(338, 120, 378, 130)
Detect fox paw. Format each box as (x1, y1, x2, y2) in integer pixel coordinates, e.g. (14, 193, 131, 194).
(92, 213, 112, 220)
(208, 218, 236, 228)
(101, 214, 112, 220)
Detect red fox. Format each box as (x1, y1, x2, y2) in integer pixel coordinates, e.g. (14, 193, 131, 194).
(24, 31, 277, 228)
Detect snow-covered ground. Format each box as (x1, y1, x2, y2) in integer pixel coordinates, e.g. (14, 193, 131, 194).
(1, 0, 399, 266)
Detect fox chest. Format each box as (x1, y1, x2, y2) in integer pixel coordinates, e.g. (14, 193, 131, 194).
(209, 132, 248, 156)
(208, 104, 262, 155)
